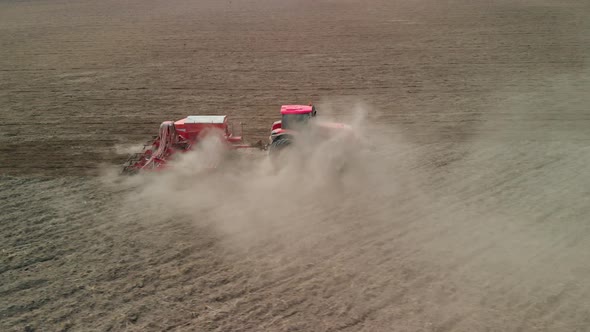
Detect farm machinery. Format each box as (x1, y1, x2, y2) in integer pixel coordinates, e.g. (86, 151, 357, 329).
(267, 104, 356, 161)
(121, 104, 357, 175)
(121, 115, 264, 175)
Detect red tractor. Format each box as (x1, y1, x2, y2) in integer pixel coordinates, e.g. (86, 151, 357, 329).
(267, 104, 356, 162)
(122, 115, 264, 174)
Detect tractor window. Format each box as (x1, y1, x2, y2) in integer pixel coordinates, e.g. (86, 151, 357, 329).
(282, 113, 311, 129)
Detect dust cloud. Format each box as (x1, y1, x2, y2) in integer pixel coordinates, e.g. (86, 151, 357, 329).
(102, 102, 425, 254)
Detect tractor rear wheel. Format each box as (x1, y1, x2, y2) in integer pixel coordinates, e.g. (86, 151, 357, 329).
(268, 136, 293, 167)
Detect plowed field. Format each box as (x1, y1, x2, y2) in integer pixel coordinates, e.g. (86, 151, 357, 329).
(1, 1, 589, 331)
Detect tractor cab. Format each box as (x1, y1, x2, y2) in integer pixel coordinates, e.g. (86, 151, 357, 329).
(279, 105, 317, 130)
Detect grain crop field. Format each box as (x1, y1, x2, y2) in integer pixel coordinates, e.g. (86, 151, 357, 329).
(1, 0, 590, 331)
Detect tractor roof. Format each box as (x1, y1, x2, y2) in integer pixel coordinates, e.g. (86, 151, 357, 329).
(281, 105, 313, 115)
(183, 115, 227, 124)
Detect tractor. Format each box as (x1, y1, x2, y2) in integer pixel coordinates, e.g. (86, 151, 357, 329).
(267, 104, 357, 165)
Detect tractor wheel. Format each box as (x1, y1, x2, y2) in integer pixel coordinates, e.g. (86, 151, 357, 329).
(268, 136, 293, 168)
(269, 136, 292, 153)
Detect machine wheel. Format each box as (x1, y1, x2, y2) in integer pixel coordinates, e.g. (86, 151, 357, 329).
(269, 136, 292, 153)
(268, 136, 293, 168)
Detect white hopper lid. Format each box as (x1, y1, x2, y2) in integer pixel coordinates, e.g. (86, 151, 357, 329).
(185, 115, 227, 124)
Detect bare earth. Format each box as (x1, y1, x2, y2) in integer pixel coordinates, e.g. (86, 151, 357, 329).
(1, 0, 590, 331)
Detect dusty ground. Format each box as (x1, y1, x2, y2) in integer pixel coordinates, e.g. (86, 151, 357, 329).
(1, 0, 590, 331)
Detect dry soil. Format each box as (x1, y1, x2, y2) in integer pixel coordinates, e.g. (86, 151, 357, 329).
(1, 0, 590, 331)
